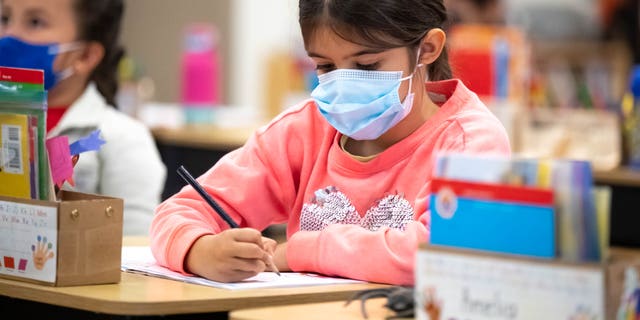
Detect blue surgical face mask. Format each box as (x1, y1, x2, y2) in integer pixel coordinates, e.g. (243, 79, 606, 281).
(0, 36, 81, 90)
(310, 66, 420, 141)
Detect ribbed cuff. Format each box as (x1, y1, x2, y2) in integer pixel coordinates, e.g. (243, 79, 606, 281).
(286, 230, 321, 273)
(166, 226, 215, 275)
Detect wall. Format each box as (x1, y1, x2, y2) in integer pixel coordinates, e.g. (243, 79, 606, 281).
(120, 0, 232, 104)
(121, 0, 301, 116)
(229, 0, 300, 112)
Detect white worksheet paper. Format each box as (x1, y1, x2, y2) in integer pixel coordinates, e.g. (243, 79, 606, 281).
(121, 246, 364, 290)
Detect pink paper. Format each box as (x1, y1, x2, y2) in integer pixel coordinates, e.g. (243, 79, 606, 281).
(46, 136, 73, 188)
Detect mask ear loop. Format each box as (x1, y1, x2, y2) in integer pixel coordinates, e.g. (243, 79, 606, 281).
(399, 48, 425, 103)
(48, 42, 85, 84)
(48, 42, 84, 55)
(56, 67, 75, 82)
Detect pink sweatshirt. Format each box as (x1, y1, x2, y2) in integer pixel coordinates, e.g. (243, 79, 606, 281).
(150, 79, 511, 285)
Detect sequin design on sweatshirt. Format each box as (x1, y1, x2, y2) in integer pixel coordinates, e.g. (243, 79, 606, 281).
(299, 186, 414, 231)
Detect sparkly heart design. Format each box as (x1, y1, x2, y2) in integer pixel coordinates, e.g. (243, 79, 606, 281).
(300, 186, 414, 231)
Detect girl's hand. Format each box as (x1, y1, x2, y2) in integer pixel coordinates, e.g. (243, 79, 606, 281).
(185, 229, 276, 282)
(260, 236, 280, 274)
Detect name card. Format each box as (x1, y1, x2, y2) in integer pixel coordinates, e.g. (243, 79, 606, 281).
(415, 245, 605, 320)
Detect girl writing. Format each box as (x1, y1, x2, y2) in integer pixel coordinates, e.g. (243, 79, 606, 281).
(150, 0, 510, 284)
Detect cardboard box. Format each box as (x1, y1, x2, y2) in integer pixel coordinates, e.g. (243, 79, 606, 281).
(0, 190, 123, 286)
(415, 244, 640, 320)
(605, 247, 640, 320)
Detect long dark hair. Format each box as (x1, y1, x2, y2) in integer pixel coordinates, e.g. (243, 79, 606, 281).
(72, 0, 124, 107)
(299, 0, 452, 80)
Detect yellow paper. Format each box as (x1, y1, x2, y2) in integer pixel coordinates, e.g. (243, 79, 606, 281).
(537, 159, 553, 188)
(0, 113, 31, 199)
(593, 186, 611, 259)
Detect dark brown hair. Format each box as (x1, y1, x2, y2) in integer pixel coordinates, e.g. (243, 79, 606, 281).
(299, 0, 452, 80)
(72, 0, 124, 107)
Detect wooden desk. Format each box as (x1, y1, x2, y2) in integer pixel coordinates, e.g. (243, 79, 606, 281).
(594, 166, 640, 188)
(151, 124, 258, 150)
(151, 124, 261, 200)
(0, 237, 388, 318)
(229, 298, 406, 320)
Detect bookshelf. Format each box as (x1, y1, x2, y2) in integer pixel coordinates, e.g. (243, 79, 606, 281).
(529, 39, 632, 104)
(594, 166, 640, 188)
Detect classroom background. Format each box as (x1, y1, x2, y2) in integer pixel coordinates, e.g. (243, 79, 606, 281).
(116, 0, 639, 247)
(118, 0, 639, 117)
(1, 0, 640, 318)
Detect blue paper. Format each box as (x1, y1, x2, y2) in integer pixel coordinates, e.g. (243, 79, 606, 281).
(69, 129, 106, 155)
(430, 194, 556, 259)
(433, 154, 601, 262)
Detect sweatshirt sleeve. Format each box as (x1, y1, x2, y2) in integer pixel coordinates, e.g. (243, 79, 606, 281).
(149, 127, 298, 274)
(287, 219, 428, 285)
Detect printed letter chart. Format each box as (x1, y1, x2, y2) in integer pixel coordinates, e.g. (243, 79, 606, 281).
(0, 200, 57, 282)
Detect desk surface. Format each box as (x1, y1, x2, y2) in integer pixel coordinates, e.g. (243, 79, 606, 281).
(151, 124, 640, 188)
(151, 124, 259, 150)
(229, 298, 404, 320)
(0, 237, 388, 316)
(0, 273, 385, 316)
(594, 166, 640, 187)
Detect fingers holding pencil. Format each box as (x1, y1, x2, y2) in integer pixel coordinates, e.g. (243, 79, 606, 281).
(261, 236, 281, 276)
(230, 230, 280, 276)
(177, 165, 281, 277)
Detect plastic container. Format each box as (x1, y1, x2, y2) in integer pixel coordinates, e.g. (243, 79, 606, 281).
(180, 23, 220, 124)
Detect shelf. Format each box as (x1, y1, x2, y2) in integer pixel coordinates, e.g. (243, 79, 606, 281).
(594, 166, 640, 187)
(151, 124, 259, 150)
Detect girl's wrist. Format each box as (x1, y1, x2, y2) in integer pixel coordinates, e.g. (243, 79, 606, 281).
(274, 242, 291, 272)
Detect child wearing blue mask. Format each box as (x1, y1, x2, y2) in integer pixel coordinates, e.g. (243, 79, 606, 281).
(150, 0, 511, 285)
(0, 0, 167, 236)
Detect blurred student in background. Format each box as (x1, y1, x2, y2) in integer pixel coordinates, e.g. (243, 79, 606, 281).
(444, 0, 505, 26)
(150, 0, 510, 285)
(0, 0, 167, 235)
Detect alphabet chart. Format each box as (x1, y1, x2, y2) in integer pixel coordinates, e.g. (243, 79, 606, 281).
(0, 199, 57, 282)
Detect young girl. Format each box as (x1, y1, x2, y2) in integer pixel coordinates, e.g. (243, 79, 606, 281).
(150, 0, 510, 285)
(0, 0, 167, 236)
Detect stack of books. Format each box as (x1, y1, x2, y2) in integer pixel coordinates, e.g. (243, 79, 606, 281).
(0, 67, 50, 200)
(416, 153, 613, 319)
(429, 153, 605, 263)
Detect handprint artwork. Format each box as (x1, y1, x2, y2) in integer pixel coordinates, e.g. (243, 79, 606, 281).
(423, 287, 442, 320)
(32, 235, 54, 270)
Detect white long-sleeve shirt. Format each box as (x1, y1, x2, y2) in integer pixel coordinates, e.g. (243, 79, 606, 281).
(49, 83, 167, 236)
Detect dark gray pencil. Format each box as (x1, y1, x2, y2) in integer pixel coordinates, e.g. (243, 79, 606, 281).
(177, 165, 239, 228)
(176, 165, 280, 276)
